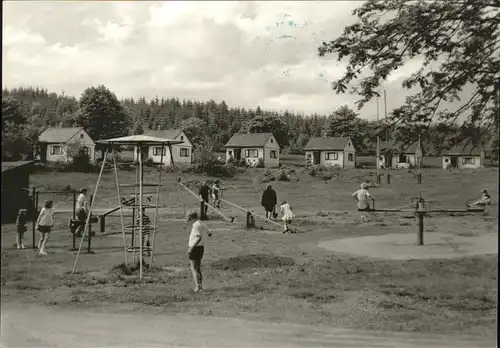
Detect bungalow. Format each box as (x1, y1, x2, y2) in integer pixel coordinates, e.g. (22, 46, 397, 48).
(378, 140, 423, 169)
(225, 133, 280, 168)
(1, 161, 35, 223)
(133, 129, 193, 165)
(38, 127, 96, 164)
(442, 142, 485, 169)
(304, 137, 356, 168)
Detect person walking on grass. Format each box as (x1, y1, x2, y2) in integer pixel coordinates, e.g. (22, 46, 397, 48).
(35, 200, 55, 255)
(199, 181, 210, 220)
(15, 209, 28, 250)
(280, 200, 295, 234)
(187, 211, 211, 292)
(261, 185, 277, 222)
(352, 182, 375, 223)
(75, 188, 88, 237)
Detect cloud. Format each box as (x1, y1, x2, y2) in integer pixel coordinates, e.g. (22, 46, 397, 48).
(1, 1, 430, 119)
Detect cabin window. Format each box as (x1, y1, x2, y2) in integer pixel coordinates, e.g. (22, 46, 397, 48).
(245, 149, 259, 158)
(444, 158, 449, 163)
(50, 145, 62, 155)
(270, 150, 277, 159)
(462, 157, 475, 165)
(325, 152, 338, 160)
(228, 151, 233, 157)
(82, 147, 90, 156)
(80, 134, 84, 139)
(153, 147, 165, 156)
(180, 148, 190, 157)
(180, 136, 184, 141)
(348, 153, 354, 161)
(270, 138, 273, 143)
(398, 154, 407, 163)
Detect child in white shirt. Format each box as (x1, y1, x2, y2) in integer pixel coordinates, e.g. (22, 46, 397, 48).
(187, 211, 211, 292)
(352, 182, 375, 222)
(280, 201, 295, 234)
(36, 200, 55, 255)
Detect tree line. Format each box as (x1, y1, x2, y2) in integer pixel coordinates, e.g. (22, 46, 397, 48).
(1, 85, 498, 163)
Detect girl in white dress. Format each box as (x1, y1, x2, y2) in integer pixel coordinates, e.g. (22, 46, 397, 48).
(280, 201, 295, 234)
(36, 200, 55, 255)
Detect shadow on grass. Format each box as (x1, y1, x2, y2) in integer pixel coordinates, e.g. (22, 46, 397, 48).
(210, 253, 296, 271)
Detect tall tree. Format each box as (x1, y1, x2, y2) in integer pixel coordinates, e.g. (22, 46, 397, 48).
(180, 117, 208, 148)
(318, 0, 500, 147)
(75, 85, 130, 141)
(2, 96, 25, 126)
(240, 115, 289, 147)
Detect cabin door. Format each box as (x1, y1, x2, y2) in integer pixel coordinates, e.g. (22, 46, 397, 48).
(313, 151, 321, 165)
(234, 149, 242, 161)
(450, 156, 458, 168)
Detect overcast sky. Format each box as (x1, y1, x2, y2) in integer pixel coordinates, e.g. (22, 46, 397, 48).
(2, 1, 425, 120)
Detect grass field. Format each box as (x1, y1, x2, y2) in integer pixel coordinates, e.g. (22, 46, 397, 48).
(1, 162, 498, 338)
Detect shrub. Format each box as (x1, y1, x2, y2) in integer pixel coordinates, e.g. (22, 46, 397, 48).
(185, 149, 239, 178)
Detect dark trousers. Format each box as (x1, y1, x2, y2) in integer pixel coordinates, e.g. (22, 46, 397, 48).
(200, 200, 209, 220)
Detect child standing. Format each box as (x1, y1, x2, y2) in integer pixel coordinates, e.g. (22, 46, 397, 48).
(352, 182, 375, 222)
(280, 200, 295, 234)
(135, 207, 152, 255)
(211, 180, 222, 209)
(15, 209, 28, 250)
(75, 188, 88, 237)
(35, 200, 55, 255)
(187, 211, 211, 292)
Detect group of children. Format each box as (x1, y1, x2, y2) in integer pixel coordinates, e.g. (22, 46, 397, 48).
(13, 180, 492, 258)
(352, 182, 492, 223)
(16, 199, 56, 255)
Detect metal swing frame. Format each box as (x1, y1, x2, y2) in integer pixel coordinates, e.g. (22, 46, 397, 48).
(71, 135, 182, 279)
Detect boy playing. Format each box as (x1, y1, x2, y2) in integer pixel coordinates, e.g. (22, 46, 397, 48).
(135, 207, 152, 255)
(352, 182, 375, 222)
(211, 180, 222, 209)
(187, 211, 211, 292)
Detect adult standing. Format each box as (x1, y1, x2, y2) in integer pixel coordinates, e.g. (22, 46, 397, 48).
(187, 211, 211, 292)
(198, 181, 210, 220)
(75, 188, 88, 237)
(261, 185, 277, 221)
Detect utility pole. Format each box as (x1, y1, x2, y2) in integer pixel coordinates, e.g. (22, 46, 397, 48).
(376, 96, 381, 184)
(384, 89, 391, 184)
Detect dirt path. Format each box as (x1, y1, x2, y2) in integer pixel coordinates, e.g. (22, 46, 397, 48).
(2, 302, 494, 347)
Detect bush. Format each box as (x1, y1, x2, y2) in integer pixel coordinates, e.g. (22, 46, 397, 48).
(185, 149, 239, 178)
(308, 165, 344, 181)
(227, 157, 248, 167)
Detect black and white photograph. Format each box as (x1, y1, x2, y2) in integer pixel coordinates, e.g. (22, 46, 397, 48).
(1, 0, 498, 347)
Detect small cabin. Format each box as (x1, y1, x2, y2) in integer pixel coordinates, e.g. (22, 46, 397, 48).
(442, 142, 485, 169)
(134, 129, 193, 166)
(304, 136, 356, 168)
(378, 140, 423, 169)
(38, 127, 96, 164)
(225, 133, 280, 168)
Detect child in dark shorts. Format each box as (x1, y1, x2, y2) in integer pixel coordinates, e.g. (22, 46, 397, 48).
(187, 211, 211, 292)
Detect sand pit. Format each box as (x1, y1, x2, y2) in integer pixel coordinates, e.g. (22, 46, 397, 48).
(319, 232, 498, 260)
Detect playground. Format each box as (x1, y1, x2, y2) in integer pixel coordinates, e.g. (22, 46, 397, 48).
(1, 158, 498, 339)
